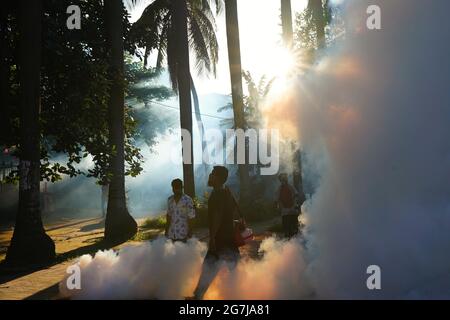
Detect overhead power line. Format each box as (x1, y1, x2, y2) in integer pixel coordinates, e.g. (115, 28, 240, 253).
(147, 100, 231, 121)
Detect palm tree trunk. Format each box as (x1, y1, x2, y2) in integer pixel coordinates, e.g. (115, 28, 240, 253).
(174, 0, 196, 198)
(309, 0, 326, 49)
(190, 74, 208, 162)
(104, 0, 137, 242)
(5, 0, 55, 266)
(281, 0, 304, 200)
(191, 74, 210, 189)
(224, 0, 249, 201)
(0, 3, 13, 146)
(281, 0, 294, 48)
(0, 5, 11, 142)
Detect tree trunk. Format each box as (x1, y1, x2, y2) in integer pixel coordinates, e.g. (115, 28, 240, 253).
(309, 0, 326, 49)
(281, 0, 294, 48)
(225, 0, 249, 201)
(104, 0, 137, 243)
(191, 74, 210, 190)
(191, 74, 209, 162)
(281, 1, 304, 200)
(292, 146, 306, 204)
(5, 0, 55, 267)
(0, 4, 11, 144)
(173, 0, 195, 198)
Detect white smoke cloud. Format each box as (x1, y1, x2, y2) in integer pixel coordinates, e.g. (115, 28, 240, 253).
(297, 0, 450, 298)
(60, 238, 207, 299)
(59, 0, 450, 300)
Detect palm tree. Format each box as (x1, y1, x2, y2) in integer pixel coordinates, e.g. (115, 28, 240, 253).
(280, 0, 305, 199)
(5, 0, 55, 266)
(0, 3, 12, 143)
(190, 74, 209, 167)
(172, 0, 196, 197)
(224, 0, 249, 201)
(103, 0, 138, 242)
(281, 0, 294, 48)
(219, 71, 274, 129)
(130, 0, 220, 197)
(308, 0, 326, 49)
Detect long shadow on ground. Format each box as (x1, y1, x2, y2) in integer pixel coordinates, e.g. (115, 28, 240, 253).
(0, 239, 118, 286)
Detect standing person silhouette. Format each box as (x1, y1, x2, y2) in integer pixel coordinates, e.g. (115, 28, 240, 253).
(276, 173, 299, 238)
(191, 166, 240, 299)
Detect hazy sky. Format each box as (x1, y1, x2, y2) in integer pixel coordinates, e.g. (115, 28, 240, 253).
(128, 0, 308, 95)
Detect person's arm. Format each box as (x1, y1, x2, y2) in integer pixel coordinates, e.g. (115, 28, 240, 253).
(274, 187, 281, 210)
(297, 186, 306, 206)
(209, 197, 223, 253)
(165, 215, 171, 237)
(225, 186, 241, 221)
(209, 215, 220, 253)
(187, 198, 195, 238)
(165, 199, 171, 237)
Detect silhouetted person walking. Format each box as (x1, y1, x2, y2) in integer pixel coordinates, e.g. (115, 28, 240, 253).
(191, 166, 240, 299)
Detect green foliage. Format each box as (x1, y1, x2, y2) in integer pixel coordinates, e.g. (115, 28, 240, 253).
(218, 71, 274, 129)
(130, 0, 219, 90)
(125, 55, 175, 150)
(294, 0, 344, 58)
(243, 198, 278, 222)
(192, 193, 210, 228)
(141, 215, 167, 229)
(0, 1, 173, 185)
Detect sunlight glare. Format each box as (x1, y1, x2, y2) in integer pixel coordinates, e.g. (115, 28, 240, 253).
(259, 46, 299, 97)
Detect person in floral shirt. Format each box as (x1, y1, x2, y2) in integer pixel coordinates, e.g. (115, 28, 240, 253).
(165, 179, 195, 241)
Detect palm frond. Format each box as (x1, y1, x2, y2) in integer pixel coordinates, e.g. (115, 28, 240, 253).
(131, 0, 220, 88)
(262, 77, 276, 98)
(166, 20, 178, 91)
(189, 5, 219, 76)
(155, 13, 170, 70)
(188, 16, 211, 76)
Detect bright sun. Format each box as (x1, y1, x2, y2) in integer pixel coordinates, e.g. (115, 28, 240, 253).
(254, 46, 298, 96)
(257, 46, 296, 80)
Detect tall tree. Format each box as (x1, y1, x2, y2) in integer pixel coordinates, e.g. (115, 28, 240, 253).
(281, 0, 294, 48)
(5, 0, 55, 266)
(308, 0, 326, 49)
(280, 0, 304, 198)
(224, 0, 249, 201)
(172, 0, 195, 197)
(130, 0, 220, 197)
(0, 4, 12, 145)
(190, 75, 209, 167)
(104, 0, 138, 242)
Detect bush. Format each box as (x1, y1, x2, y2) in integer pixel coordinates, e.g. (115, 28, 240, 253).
(240, 199, 277, 223)
(141, 215, 166, 230)
(193, 194, 209, 228)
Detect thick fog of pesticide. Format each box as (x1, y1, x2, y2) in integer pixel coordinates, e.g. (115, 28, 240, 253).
(127, 93, 233, 215)
(295, 0, 450, 298)
(60, 0, 450, 299)
(40, 92, 232, 219)
(60, 236, 313, 299)
(60, 238, 207, 299)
